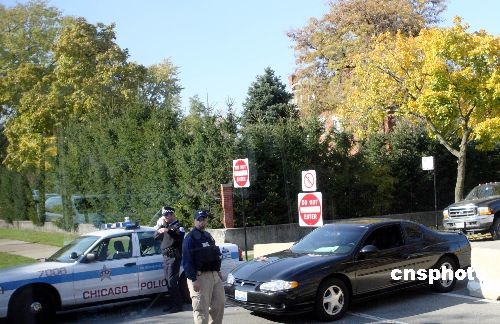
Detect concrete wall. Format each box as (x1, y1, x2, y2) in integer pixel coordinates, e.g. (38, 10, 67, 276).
(0, 220, 98, 235)
(207, 210, 440, 249)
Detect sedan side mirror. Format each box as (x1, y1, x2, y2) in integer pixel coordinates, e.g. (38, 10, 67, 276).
(359, 245, 379, 256)
(83, 253, 96, 263)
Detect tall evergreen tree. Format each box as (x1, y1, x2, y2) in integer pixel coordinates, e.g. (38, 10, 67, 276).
(241, 67, 297, 126)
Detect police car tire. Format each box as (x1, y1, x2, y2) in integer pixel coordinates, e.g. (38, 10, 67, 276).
(180, 274, 191, 303)
(10, 286, 56, 323)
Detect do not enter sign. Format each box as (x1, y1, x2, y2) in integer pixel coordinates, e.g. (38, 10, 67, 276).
(233, 158, 250, 188)
(298, 192, 323, 227)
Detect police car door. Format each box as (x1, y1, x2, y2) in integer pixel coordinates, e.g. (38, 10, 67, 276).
(136, 230, 167, 295)
(73, 234, 139, 304)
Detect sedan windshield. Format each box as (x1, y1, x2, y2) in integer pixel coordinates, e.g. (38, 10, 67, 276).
(46, 235, 99, 263)
(291, 225, 368, 254)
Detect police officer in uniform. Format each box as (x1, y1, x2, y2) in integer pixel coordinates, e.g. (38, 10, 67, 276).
(154, 206, 185, 313)
(182, 210, 225, 324)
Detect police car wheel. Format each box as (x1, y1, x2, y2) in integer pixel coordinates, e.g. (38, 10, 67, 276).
(10, 286, 56, 322)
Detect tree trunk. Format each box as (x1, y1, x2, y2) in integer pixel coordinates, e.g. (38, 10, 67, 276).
(454, 140, 467, 202)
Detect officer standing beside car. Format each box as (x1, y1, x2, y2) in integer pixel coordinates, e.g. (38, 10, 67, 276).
(154, 206, 185, 313)
(182, 210, 225, 324)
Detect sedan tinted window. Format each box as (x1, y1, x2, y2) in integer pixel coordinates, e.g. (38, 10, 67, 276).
(403, 223, 423, 244)
(363, 225, 403, 250)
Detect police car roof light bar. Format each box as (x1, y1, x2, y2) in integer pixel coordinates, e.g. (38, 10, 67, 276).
(101, 220, 140, 230)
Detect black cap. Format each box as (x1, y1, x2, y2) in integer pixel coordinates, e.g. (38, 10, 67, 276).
(194, 210, 208, 220)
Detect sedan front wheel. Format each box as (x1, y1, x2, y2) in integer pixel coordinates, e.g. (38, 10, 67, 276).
(431, 256, 457, 293)
(314, 277, 350, 321)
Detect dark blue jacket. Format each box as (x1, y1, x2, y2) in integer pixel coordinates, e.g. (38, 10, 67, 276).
(182, 228, 220, 281)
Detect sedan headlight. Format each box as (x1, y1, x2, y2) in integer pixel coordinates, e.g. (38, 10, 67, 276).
(227, 273, 235, 285)
(443, 209, 449, 219)
(260, 280, 298, 292)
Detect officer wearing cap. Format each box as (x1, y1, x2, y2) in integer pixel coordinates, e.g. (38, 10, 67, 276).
(182, 210, 224, 324)
(154, 206, 185, 313)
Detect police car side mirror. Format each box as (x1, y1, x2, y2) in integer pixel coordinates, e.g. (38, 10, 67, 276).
(83, 253, 96, 263)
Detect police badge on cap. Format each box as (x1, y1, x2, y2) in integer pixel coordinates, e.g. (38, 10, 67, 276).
(161, 206, 175, 216)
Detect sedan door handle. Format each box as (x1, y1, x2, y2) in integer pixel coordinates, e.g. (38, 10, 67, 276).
(124, 262, 136, 267)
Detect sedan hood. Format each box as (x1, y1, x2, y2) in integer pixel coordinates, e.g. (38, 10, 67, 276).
(232, 250, 346, 282)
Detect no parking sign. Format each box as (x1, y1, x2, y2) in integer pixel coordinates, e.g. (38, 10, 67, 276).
(298, 192, 323, 227)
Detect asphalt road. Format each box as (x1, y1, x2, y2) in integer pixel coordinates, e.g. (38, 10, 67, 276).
(53, 279, 499, 323)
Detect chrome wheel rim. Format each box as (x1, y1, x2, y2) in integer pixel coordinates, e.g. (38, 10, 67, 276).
(438, 261, 454, 288)
(322, 284, 344, 315)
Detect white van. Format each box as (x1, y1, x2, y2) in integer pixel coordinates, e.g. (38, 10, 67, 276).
(45, 195, 105, 227)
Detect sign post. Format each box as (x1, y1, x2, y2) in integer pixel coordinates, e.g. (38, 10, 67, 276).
(422, 156, 438, 228)
(233, 158, 250, 260)
(298, 192, 323, 227)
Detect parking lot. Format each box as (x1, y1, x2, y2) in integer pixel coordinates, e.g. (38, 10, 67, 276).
(50, 279, 499, 323)
(47, 239, 499, 324)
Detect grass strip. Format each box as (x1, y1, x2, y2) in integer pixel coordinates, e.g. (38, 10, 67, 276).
(0, 251, 37, 269)
(0, 228, 78, 247)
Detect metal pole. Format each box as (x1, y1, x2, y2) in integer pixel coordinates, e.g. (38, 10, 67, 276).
(434, 169, 438, 229)
(242, 188, 248, 261)
(243, 207, 248, 261)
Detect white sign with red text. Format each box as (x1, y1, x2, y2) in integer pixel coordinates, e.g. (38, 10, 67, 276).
(298, 192, 323, 227)
(233, 158, 250, 188)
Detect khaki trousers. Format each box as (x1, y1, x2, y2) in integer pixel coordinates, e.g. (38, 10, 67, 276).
(187, 271, 225, 324)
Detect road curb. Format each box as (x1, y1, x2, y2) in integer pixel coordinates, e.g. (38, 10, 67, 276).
(468, 246, 500, 301)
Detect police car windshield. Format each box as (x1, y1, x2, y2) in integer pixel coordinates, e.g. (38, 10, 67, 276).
(47, 236, 99, 263)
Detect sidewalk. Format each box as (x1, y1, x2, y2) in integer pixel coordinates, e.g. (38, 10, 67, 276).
(0, 239, 60, 259)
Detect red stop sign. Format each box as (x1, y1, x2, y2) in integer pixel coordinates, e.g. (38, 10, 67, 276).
(233, 159, 249, 188)
(299, 193, 322, 226)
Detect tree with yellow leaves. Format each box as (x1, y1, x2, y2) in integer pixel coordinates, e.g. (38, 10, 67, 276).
(344, 19, 499, 201)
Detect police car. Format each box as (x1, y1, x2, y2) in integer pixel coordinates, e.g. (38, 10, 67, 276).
(0, 221, 242, 322)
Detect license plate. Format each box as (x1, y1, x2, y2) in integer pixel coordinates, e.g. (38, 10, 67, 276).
(455, 222, 465, 228)
(235, 289, 247, 302)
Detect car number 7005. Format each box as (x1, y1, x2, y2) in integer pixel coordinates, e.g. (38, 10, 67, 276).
(235, 289, 247, 302)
